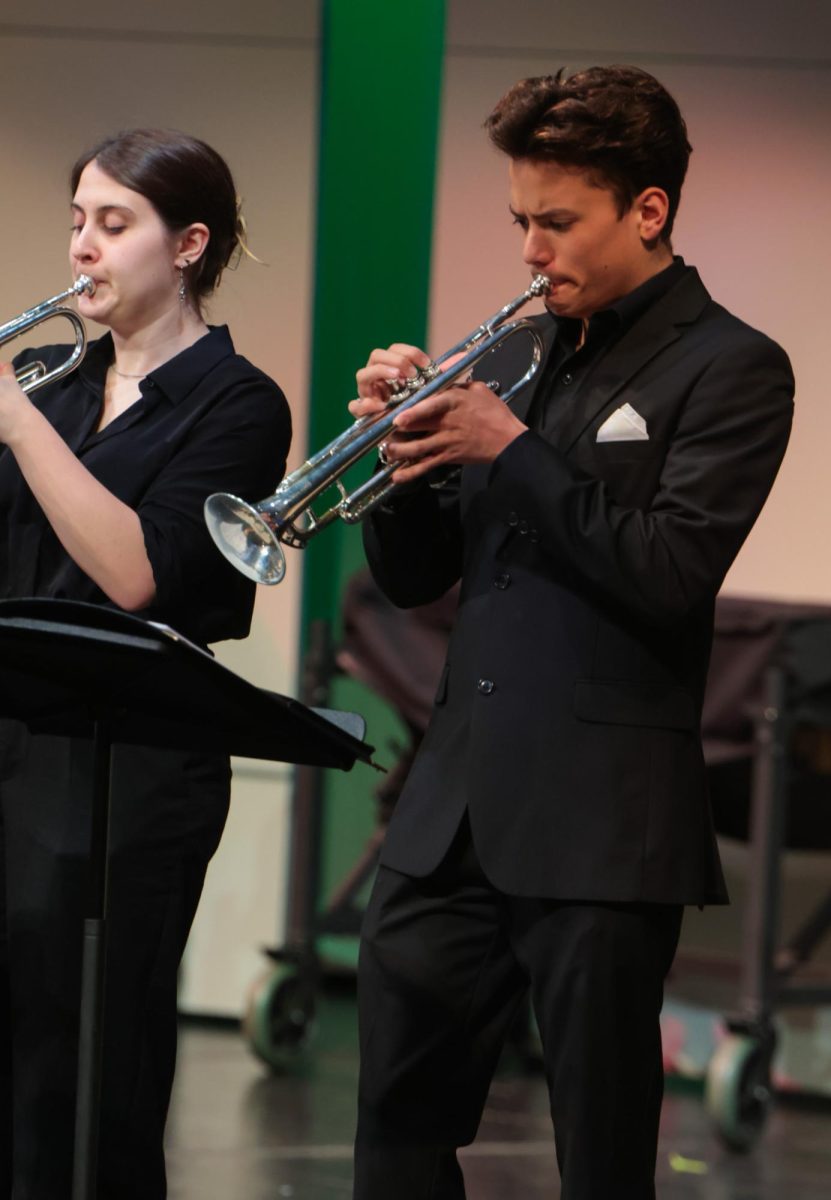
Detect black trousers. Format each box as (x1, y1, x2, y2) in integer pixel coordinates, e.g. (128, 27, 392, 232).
(354, 814, 683, 1200)
(0, 722, 230, 1200)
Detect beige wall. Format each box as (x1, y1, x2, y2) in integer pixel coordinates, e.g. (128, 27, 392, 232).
(437, 2, 831, 986)
(0, 1, 320, 1014)
(0, 0, 320, 686)
(3, 2, 830, 1014)
(437, 0, 831, 601)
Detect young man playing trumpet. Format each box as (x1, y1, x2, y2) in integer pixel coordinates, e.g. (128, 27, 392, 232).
(349, 66, 794, 1199)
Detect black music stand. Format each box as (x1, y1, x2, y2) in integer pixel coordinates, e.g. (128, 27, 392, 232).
(0, 598, 374, 1200)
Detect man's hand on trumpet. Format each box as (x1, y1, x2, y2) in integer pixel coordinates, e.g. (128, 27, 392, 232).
(350, 344, 527, 485)
(351, 343, 434, 415)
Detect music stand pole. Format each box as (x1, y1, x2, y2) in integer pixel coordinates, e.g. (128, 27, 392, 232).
(0, 598, 373, 1200)
(72, 718, 113, 1200)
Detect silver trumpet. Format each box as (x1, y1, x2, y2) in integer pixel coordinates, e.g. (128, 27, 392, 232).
(1, 276, 95, 393)
(205, 274, 551, 585)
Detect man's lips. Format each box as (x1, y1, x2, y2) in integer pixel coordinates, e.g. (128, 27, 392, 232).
(542, 278, 579, 304)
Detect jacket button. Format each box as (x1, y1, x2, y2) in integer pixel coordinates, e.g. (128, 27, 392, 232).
(493, 573, 511, 590)
(529, 529, 540, 543)
(507, 511, 519, 527)
(518, 519, 529, 535)
(561, 371, 574, 385)
(477, 679, 495, 695)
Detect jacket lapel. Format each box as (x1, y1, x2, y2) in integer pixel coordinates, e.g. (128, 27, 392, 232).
(559, 268, 711, 453)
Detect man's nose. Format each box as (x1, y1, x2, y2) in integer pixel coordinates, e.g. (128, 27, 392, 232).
(523, 228, 550, 269)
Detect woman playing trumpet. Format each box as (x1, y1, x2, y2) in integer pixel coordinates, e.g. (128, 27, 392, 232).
(0, 129, 291, 1198)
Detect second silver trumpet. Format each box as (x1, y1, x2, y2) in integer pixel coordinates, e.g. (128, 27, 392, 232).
(204, 274, 551, 585)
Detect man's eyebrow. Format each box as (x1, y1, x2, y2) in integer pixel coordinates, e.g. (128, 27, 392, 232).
(509, 204, 577, 221)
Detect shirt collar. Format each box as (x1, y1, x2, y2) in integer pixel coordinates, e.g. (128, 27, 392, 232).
(75, 325, 235, 404)
(549, 256, 689, 351)
(607, 255, 687, 330)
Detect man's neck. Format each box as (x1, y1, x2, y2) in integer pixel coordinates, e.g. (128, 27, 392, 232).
(578, 246, 675, 347)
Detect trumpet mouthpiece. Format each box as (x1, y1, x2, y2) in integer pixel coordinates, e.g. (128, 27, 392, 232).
(74, 275, 95, 297)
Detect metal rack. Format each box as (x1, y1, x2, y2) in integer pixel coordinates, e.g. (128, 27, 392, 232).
(702, 598, 831, 1150)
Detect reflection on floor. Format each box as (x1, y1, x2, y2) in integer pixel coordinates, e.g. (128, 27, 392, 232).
(166, 986, 831, 1199)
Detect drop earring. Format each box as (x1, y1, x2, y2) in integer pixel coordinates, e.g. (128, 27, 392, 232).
(178, 261, 189, 304)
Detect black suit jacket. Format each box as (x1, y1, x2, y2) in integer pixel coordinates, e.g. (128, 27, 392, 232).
(363, 267, 794, 905)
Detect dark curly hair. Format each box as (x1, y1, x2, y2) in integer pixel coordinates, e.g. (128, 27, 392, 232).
(70, 128, 247, 313)
(485, 66, 692, 241)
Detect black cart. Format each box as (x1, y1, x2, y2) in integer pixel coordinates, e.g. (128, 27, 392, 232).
(701, 597, 831, 1151)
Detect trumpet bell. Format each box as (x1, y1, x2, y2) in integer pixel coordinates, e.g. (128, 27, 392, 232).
(204, 493, 287, 585)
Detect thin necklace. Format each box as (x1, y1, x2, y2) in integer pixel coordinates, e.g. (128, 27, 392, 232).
(109, 363, 147, 379)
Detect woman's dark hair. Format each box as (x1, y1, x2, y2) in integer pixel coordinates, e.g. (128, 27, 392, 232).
(485, 66, 692, 240)
(70, 128, 246, 310)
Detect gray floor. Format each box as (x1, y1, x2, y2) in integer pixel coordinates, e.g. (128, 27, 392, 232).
(166, 989, 831, 1199)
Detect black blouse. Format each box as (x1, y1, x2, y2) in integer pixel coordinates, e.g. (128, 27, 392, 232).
(2, 325, 291, 645)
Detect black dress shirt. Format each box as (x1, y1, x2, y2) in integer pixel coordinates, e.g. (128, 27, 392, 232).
(2, 325, 291, 645)
(529, 257, 688, 442)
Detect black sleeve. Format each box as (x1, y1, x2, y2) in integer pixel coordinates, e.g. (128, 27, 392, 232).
(362, 470, 464, 609)
(138, 373, 291, 629)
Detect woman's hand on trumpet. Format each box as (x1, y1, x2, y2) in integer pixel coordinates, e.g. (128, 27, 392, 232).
(350, 344, 527, 485)
(0, 362, 33, 448)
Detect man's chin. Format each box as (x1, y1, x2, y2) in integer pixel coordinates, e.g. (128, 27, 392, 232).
(544, 297, 579, 319)
(543, 281, 582, 318)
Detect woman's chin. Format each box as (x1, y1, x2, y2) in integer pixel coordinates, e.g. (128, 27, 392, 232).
(80, 298, 115, 327)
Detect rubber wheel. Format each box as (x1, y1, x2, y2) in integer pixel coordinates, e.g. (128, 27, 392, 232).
(705, 1033, 774, 1152)
(242, 965, 316, 1072)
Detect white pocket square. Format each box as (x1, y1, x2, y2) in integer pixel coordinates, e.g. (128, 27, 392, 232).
(596, 402, 649, 442)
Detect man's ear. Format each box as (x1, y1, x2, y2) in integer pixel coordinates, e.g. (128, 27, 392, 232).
(635, 188, 670, 243)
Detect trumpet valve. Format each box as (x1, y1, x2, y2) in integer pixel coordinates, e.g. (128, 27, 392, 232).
(388, 359, 440, 404)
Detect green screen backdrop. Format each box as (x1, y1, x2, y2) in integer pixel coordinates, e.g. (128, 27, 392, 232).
(301, 0, 446, 958)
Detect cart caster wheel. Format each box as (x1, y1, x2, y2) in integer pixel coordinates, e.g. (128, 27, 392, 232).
(242, 965, 316, 1072)
(705, 1033, 774, 1152)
